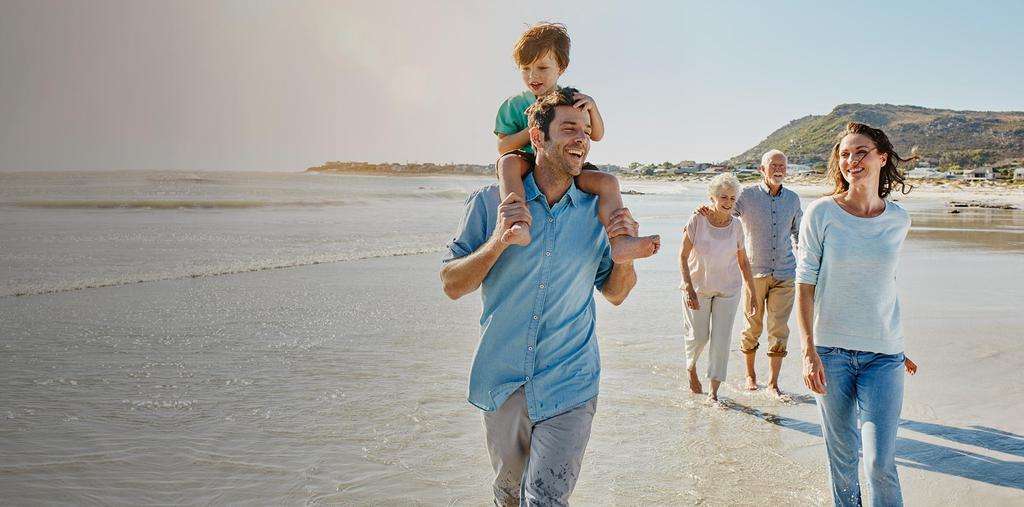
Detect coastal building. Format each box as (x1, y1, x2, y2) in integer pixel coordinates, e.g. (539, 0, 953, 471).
(993, 167, 1014, 180)
(1014, 167, 1024, 180)
(908, 166, 944, 179)
(962, 167, 995, 181)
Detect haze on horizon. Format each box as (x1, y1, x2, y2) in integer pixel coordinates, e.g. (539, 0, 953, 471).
(1, 0, 1022, 171)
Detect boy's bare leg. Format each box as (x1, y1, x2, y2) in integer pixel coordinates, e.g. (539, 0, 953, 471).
(744, 352, 759, 391)
(767, 356, 783, 397)
(496, 155, 532, 246)
(576, 171, 660, 262)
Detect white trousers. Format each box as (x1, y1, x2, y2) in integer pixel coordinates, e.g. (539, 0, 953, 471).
(682, 292, 740, 382)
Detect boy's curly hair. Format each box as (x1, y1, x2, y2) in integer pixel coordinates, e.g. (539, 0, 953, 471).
(513, 22, 570, 70)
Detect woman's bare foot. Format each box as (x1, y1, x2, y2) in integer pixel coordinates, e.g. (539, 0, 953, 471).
(688, 369, 703, 394)
(767, 384, 784, 398)
(501, 222, 531, 246)
(745, 376, 759, 391)
(610, 235, 660, 263)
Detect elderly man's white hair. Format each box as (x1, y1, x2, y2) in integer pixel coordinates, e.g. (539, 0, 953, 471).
(761, 149, 788, 167)
(708, 172, 741, 197)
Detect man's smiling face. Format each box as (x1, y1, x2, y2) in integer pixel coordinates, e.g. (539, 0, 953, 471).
(536, 105, 591, 177)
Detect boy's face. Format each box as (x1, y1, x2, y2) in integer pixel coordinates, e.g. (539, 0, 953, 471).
(520, 51, 563, 97)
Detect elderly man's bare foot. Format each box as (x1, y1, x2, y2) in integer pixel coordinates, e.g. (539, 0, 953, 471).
(767, 385, 784, 398)
(745, 376, 759, 391)
(501, 222, 531, 246)
(610, 235, 660, 263)
(688, 369, 703, 394)
(707, 392, 719, 403)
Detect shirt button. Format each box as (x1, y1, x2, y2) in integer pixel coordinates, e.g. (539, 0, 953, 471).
(528, 346, 534, 351)
(533, 315, 539, 320)
(539, 284, 545, 289)
(525, 376, 531, 381)
(547, 217, 554, 223)
(545, 251, 551, 256)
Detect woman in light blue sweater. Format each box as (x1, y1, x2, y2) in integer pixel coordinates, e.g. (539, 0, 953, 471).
(796, 122, 917, 507)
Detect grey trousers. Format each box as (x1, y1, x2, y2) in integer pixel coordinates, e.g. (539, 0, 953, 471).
(482, 387, 597, 507)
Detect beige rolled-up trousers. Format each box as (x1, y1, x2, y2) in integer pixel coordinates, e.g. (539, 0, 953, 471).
(740, 275, 795, 357)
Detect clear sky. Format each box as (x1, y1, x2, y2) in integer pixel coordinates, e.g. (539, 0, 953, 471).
(1, 0, 1022, 171)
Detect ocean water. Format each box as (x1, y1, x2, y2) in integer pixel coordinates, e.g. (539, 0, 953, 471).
(1, 171, 1022, 505)
(0, 171, 482, 297)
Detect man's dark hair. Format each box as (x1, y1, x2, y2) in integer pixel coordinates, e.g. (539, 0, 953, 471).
(525, 87, 579, 140)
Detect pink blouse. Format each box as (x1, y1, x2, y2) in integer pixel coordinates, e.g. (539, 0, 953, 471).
(684, 214, 745, 296)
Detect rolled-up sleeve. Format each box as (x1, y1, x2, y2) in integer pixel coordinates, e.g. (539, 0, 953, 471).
(795, 206, 822, 285)
(443, 190, 489, 263)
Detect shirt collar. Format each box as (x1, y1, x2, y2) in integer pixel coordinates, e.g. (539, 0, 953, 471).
(759, 180, 784, 196)
(523, 172, 581, 208)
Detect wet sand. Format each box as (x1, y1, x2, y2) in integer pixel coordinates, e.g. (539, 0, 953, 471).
(1, 174, 1021, 505)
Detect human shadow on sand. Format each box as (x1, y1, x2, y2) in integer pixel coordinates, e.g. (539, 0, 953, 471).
(721, 400, 1024, 490)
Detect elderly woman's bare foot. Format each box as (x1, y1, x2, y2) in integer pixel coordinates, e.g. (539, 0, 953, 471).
(688, 369, 703, 394)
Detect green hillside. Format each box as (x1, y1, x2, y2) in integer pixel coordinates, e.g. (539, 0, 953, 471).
(731, 104, 1024, 169)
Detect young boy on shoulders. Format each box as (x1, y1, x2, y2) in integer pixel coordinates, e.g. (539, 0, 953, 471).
(494, 22, 659, 262)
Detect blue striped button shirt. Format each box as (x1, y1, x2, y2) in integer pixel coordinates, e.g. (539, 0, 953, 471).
(734, 182, 803, 280)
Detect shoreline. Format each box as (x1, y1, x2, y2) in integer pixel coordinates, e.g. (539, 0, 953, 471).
(308, 168, 1024, 207)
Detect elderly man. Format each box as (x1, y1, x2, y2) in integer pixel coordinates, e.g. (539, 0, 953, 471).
(735, 149, 803, 397)
(441, 87, 645, 506)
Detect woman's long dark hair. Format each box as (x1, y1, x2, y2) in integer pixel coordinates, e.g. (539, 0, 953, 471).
(827, 122, 915, 198)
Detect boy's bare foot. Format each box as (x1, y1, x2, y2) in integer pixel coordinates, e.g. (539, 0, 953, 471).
(688, 369, 703, 394)
(767, 385, 784, 398)
(745, 376, 759, 391)
(501, 222, 531, 246)
(610, 235, 660, 263)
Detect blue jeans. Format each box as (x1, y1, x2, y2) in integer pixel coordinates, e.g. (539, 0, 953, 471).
(815, 346, 905, 507)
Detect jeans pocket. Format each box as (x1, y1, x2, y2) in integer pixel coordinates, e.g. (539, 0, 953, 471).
(815, 346, 841, 356)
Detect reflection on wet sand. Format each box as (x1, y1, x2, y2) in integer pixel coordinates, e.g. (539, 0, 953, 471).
(908, 208, 1024, 252)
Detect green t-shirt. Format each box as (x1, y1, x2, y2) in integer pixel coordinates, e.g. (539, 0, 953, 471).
(494, 91, 537, 153)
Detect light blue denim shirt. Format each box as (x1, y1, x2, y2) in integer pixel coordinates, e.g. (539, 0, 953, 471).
(734, 182, 803, 280)
(443, 174, 613, 422)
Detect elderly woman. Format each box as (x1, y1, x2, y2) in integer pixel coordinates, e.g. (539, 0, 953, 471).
(679, 172, 756, 402)
(797, 122, 918, 506)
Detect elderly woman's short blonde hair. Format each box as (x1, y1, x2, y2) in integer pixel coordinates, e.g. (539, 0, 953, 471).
(708, 172, 741, 197)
